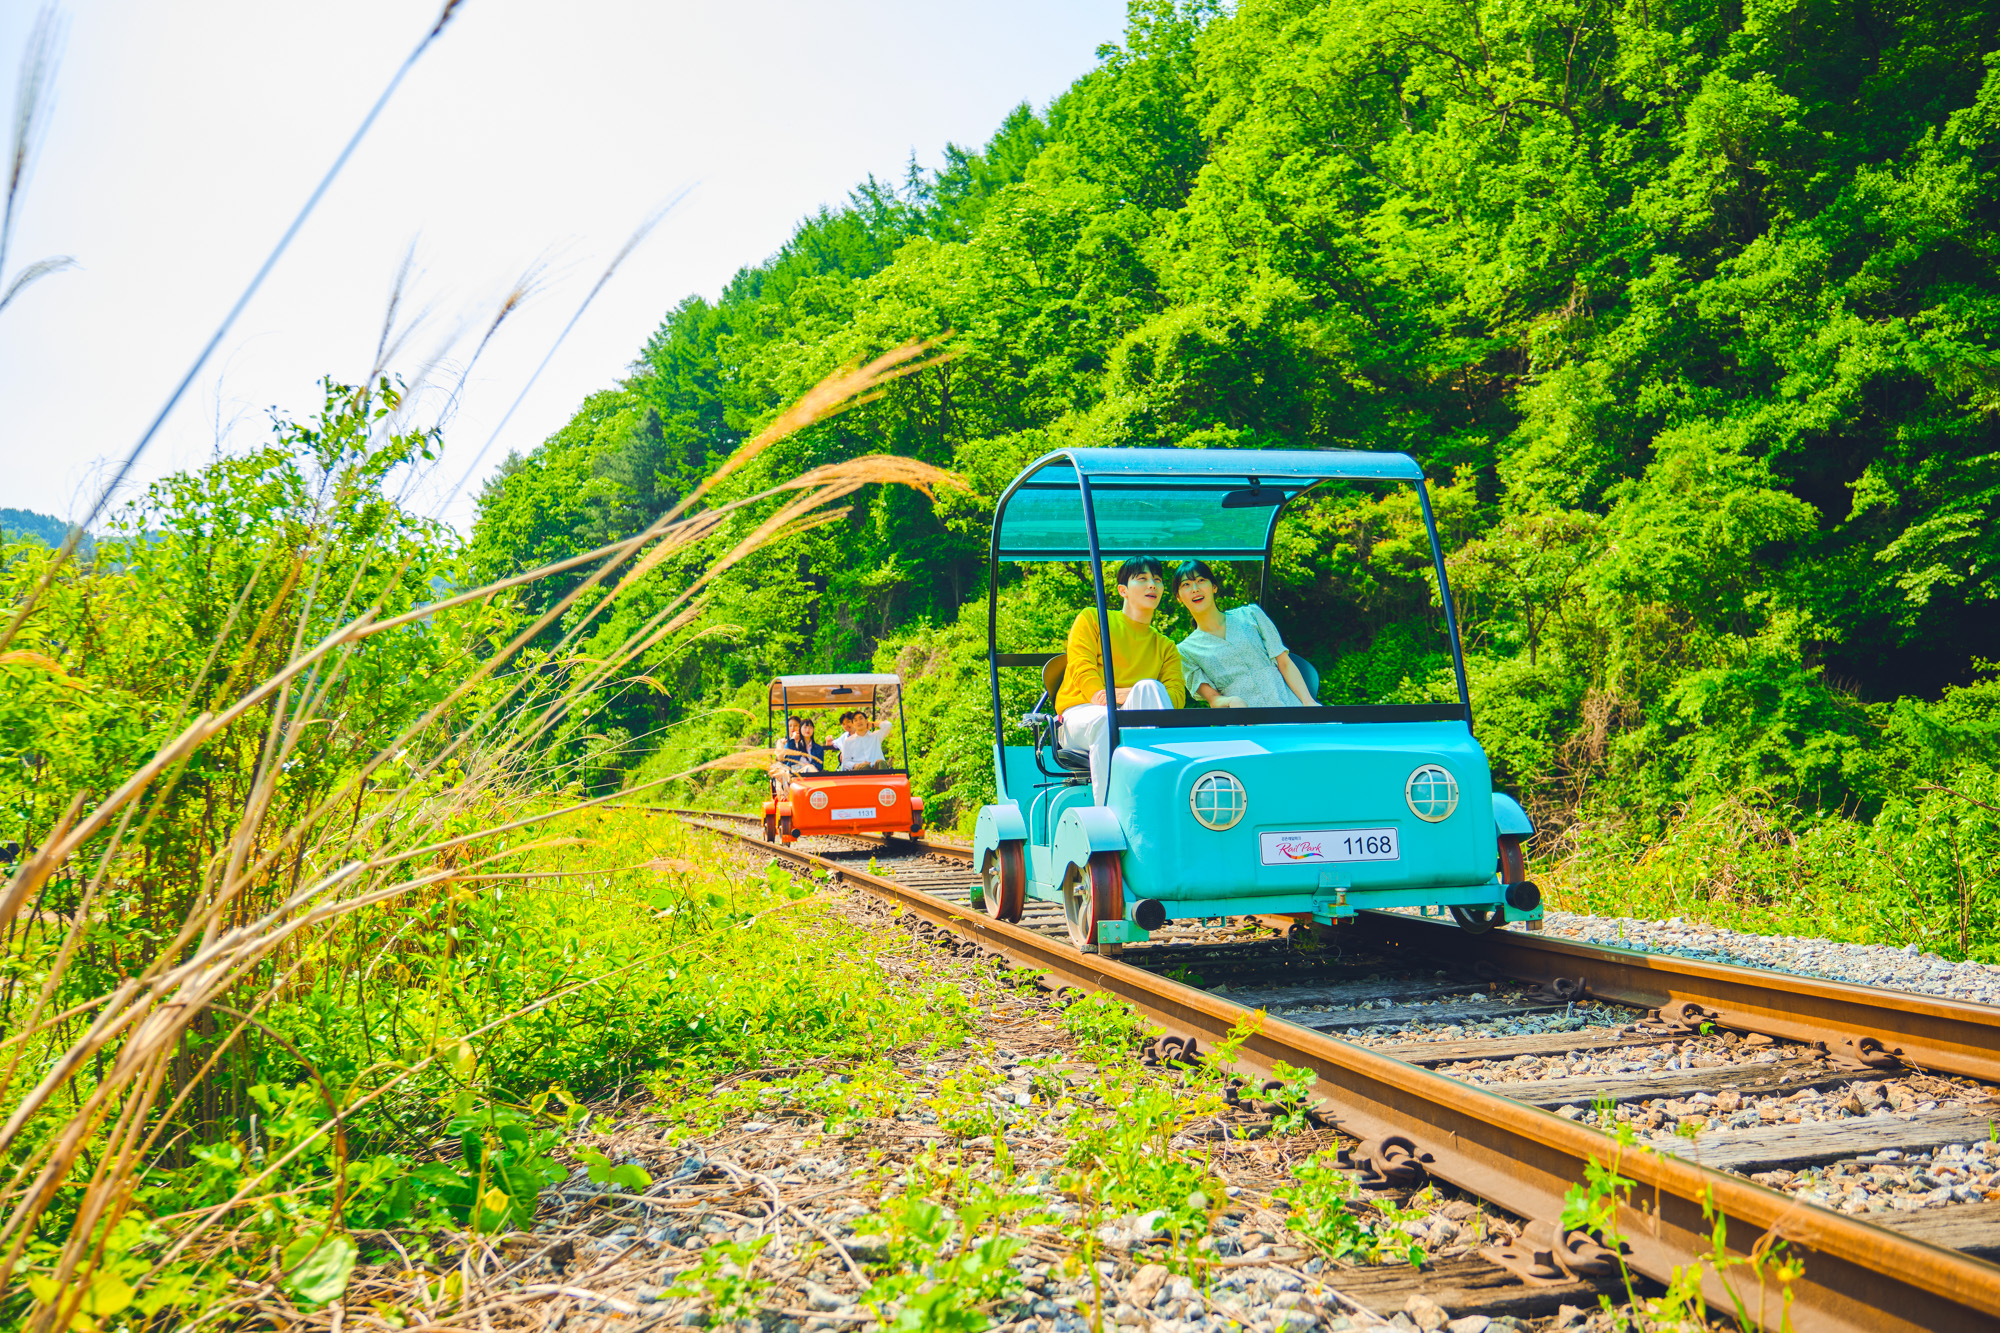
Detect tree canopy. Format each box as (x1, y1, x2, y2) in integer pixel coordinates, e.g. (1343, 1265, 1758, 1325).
(472, 0, 2000, 834)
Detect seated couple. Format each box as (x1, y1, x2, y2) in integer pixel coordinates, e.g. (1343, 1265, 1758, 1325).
(1056, 557, 1316, 797)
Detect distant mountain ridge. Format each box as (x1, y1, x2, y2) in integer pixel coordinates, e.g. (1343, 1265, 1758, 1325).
(1, 508, 81, 547)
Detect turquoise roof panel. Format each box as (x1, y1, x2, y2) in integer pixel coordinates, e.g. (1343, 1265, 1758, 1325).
(1059, 447, 1422, 482)
(993, 448, 1423, 560)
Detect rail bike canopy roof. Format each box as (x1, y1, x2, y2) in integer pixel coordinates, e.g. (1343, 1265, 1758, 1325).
(992, 447, 1425, 562)
(767, 674, 902, 710)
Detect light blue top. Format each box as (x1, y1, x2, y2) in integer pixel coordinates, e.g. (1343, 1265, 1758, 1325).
(993, 447, 1424, 560)
(1057, 447, 1422, 482)
(1179, 604, 1298, 708)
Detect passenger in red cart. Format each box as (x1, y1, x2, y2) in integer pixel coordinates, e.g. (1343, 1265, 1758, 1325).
(833, 710, 892, 772)
(1055, 556, 1186, 800)
(781, 717, 826, 773)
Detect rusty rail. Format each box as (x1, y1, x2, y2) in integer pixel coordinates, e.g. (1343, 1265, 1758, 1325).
(678, 812, 2000, 1333)
(1357, 912, 2000, 1085)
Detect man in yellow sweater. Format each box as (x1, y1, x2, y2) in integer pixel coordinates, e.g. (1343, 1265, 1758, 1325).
(1058, 557, 1186, 800)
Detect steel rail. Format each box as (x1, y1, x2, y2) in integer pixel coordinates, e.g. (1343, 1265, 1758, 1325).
(679, 812, 2000, 1332)
(664, 809, 2000, 1087)
(1358, 913, 2000, 1086)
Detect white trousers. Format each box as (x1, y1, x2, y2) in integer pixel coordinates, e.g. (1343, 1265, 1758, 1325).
(1060, 678, 1172, 803)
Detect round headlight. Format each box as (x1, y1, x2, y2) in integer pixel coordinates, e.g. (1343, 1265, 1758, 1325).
(1405, 765, 1459, 822)
(878, 787, 896, 806)
(808, 789, 829, 810)
(1189, 771, 1247, 831)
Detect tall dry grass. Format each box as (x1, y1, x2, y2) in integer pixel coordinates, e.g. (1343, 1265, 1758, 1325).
(0, 341, 962, 1328)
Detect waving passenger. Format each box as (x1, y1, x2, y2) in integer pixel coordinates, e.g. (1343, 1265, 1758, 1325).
(834, 710, 893, 772)
(1172, 560, 1318, 708)
(1057, 557, 1187, 799)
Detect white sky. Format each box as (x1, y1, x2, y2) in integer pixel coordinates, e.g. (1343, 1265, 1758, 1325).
(0, 0, 1125, 529)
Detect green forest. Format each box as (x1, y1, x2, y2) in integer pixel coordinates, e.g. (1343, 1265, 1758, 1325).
(4, 0, 2000, 1319)
(473, 0, 2000, 934)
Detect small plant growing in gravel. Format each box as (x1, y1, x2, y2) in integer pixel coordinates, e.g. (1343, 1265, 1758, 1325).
(413, 1098, 567, 1233)
(1059, 991, 1157, 1058)
(1064, 1076, 1223, 1238)
(1275, 1154, 1373, 1261)
(668, 1235, 775, 1321)
(927, 1068, 1002, 1140)
(576, 1148, 653, 1193)
(854, 1187, 1030, 1333)
(1562, 1120, 1803, 1332)
(1265, 1061, 1319, 1133)
(1002, 966, 1049, 996)
(1019, 1053, 1071, 1105)
(1275, 1153, 1422, 1267)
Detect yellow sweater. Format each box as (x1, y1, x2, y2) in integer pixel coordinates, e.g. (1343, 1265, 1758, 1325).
(1056, 609, 1187, 713)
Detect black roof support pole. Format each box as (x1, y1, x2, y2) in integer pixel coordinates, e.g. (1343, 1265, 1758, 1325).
(1416, 477, 1474, 732)
(1079, 472, 1119, 763)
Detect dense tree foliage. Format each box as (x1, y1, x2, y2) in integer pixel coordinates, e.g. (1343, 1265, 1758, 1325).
(472, 0, 2000, 842)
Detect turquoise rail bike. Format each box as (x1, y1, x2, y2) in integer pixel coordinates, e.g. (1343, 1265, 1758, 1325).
(971, 448, 1538, 956)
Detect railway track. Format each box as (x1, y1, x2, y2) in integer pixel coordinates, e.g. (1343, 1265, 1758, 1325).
(660, 806, 2000, 1332)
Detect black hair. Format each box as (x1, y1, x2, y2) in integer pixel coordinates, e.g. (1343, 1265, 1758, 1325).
(1173, 559, 1219, 590)
(1116, 556, 1166, 587)
(800, 716, 817, 732)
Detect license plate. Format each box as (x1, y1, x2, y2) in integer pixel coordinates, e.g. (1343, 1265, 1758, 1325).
(831, 807, 877, 821)
(1260, 827, 1400, 865)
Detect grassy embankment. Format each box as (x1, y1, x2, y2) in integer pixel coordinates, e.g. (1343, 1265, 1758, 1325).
(0, 350, 975, 1328)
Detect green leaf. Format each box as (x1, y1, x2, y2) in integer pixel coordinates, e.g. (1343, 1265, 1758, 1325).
(284, 1231, 358, 1305)
(82, 1269, 135, 1316)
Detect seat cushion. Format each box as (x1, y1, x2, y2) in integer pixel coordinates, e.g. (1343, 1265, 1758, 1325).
(1053, 747, 1091, 773)
(1051, 714, 1091, 772)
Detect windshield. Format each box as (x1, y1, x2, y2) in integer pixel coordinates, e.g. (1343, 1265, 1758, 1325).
(995, 481, 1298, 559)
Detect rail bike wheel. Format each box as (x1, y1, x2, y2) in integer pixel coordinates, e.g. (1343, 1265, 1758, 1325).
(1063, 850, 1125, 957)
(1454, 833, 1530, 934)
(1449, 905, 1500, 934)
(763, 810, 778, 842)
(981, 840, 1026, 923)
(778, 814, 795, 843)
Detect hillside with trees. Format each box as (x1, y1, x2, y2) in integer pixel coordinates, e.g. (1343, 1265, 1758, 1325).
(473, 0, 2000, 921)
(0, 508, 73, 547)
